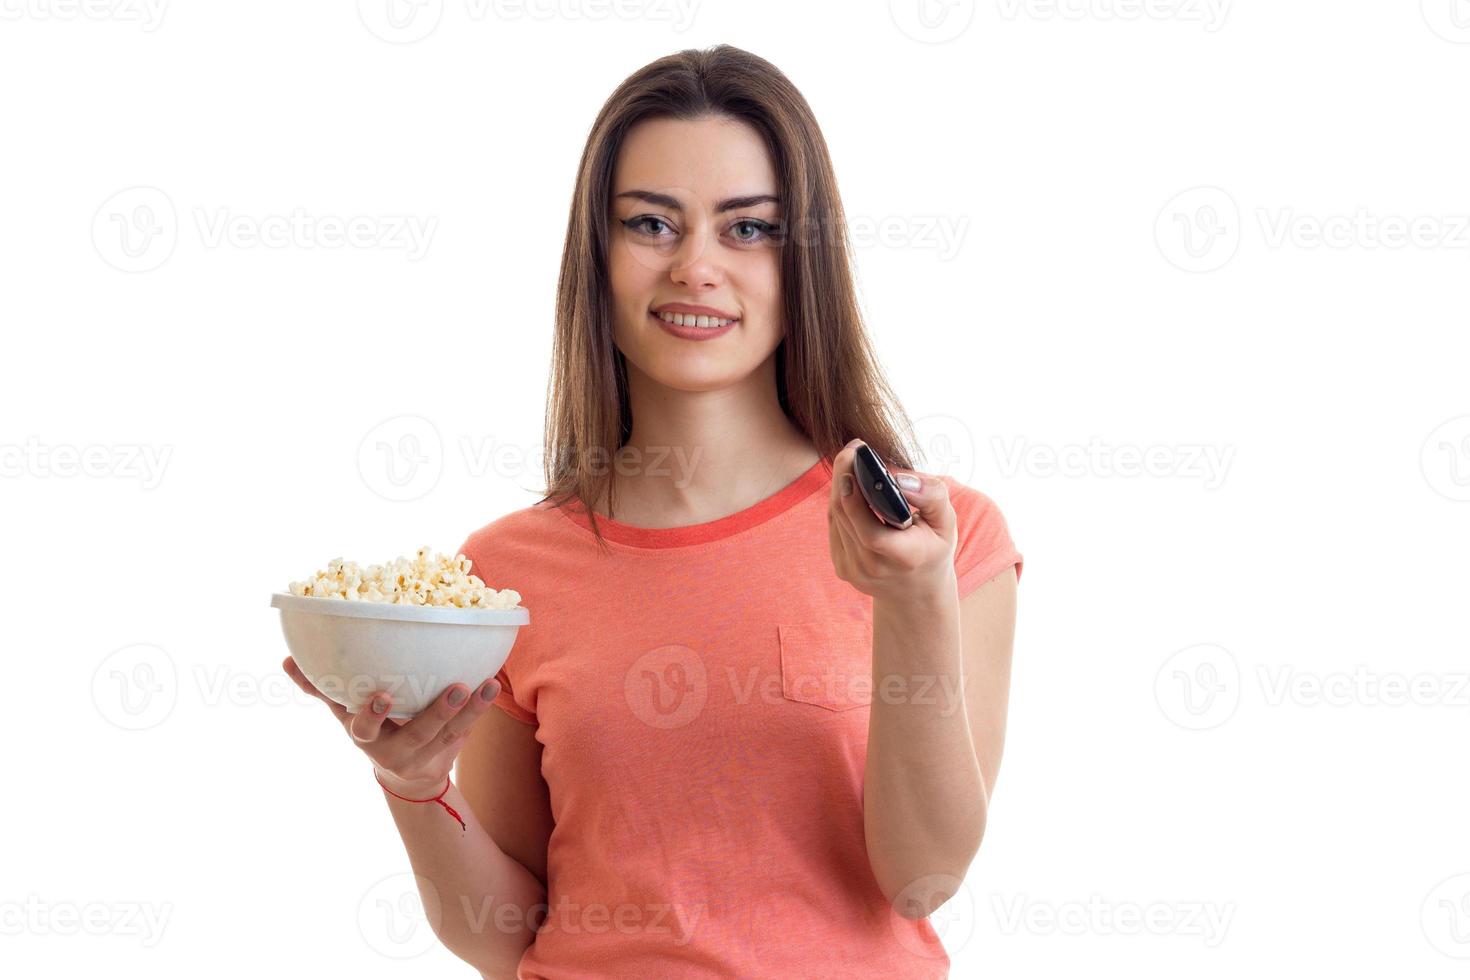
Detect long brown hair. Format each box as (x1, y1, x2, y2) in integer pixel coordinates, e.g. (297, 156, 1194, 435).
(536, 44, 920, 551)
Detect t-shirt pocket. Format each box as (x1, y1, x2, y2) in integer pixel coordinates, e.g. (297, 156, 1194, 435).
(777, 619, 873, 711)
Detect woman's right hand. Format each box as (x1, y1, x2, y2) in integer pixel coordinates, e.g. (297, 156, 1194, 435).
(282, 655, 502, 797)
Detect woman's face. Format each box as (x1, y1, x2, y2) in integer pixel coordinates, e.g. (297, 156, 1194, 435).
(607, 114, 785, 392)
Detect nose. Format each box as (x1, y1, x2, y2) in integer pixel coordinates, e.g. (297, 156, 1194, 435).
(669, 223, 724, 291)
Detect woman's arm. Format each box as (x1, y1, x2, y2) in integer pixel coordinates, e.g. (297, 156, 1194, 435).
(378, 705, 551, 977)
(824, 444, 1020, 919)
(282, 625, 549, 976)
(862, 565, 1017, 918)
(378, 778, 541, 974)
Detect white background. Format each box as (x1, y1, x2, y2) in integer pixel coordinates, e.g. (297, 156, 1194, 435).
(3, 1, 1468, 977)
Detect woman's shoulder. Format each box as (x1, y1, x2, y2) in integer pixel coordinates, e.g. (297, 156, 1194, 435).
(935, 473, 1024, 592)
(936, 472, 1011, 524)
(457, 498, 578, 583)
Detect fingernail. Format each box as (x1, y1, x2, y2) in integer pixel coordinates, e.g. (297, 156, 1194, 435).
(371, 697, 387, 714)
(841, 474, 853, 496)
(896, 473, 921, 491)
(480, 681, 496, 702)
(449, 687, 468, 707)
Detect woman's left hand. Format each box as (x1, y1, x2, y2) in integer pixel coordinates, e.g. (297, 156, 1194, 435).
(827, 439, 957, 602)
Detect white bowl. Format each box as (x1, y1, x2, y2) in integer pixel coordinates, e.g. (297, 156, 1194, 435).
(270, 593, 530, 720)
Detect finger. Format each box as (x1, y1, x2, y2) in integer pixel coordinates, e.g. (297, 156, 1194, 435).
(283, 657, 350, 723)
(834, 487, 878, 578)
(282, 655, 330, 702)
(838, 459, 886, 553)
(828, 438, 863, 509)
(828, 503, 857, 577)
(349, 690, 395, 744)
(436, 678, 501, 744)
(282, 655, 320, 694)
(828, 444, 862, 529)
(893, 470, 954, 537)
(394, 681, 475, 751)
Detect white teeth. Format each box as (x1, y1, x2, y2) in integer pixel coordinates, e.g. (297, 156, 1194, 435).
(656, 311, 734, 328)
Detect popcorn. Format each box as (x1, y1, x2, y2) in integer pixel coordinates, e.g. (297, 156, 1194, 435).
(288, 546, 522, 610)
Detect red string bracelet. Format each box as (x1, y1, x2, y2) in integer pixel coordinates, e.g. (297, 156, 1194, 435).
(374, 770, 466, 832)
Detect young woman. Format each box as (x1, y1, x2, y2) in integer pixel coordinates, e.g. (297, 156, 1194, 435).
(286, 44, 1022, 979)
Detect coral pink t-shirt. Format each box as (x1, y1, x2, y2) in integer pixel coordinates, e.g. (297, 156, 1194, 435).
(458, 456, 1022, 979)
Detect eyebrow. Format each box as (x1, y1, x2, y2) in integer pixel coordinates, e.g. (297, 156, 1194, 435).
(614, 189, 780, 212)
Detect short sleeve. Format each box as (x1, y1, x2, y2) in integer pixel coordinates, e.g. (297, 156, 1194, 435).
(944, 478, 1023, 599)
(458, 534, 538, 726)
(489, 665, 536, 725)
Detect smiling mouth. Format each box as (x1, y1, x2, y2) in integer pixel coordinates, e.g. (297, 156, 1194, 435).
(651, 310, 739, 329)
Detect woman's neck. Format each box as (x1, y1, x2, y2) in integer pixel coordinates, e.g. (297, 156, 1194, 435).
(592, 435, 821, 528)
